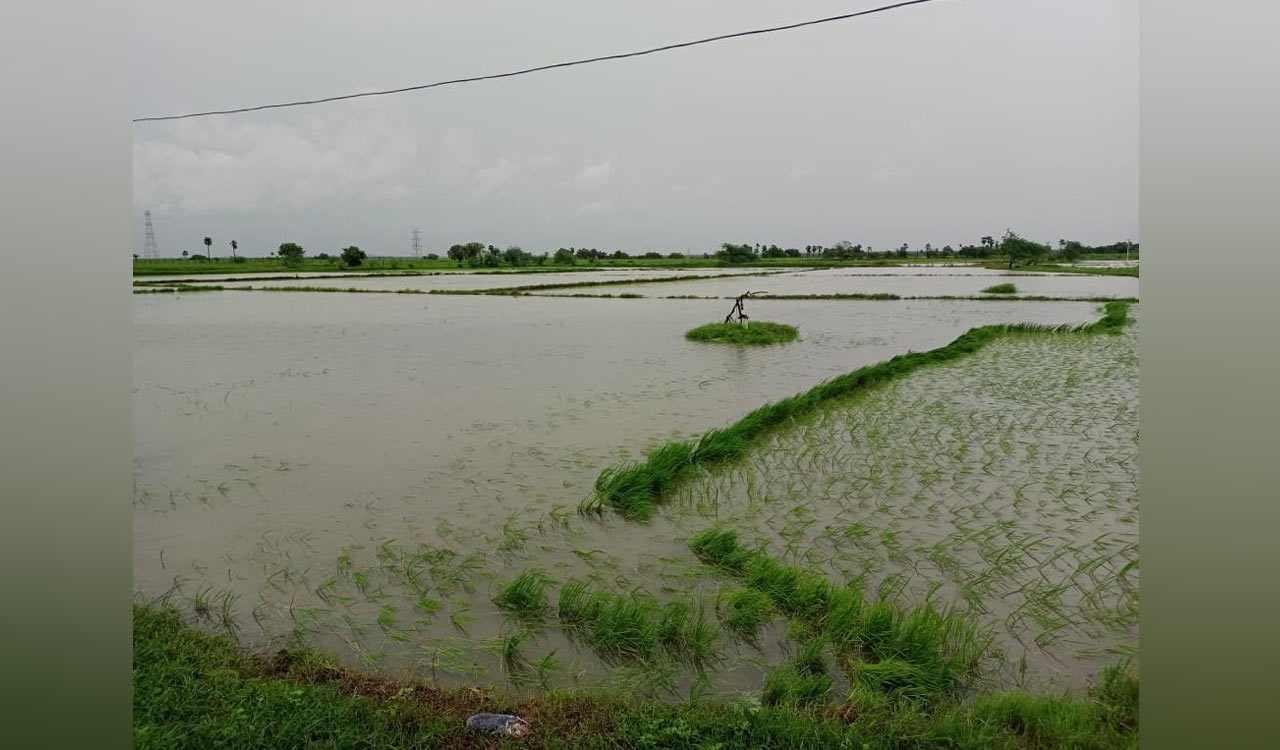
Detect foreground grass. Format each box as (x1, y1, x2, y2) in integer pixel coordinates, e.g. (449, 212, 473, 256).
(591, 302, 1130, 520)
(136, 604, 1137, 749)
(685, 321, 799, 345)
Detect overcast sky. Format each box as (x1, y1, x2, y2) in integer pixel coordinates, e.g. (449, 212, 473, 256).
(132, 0, 1137, 257)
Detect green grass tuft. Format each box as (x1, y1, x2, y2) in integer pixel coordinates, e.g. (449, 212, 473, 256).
(492, 569, 553, 621)
(721, 588, 774, 638)
(982, 283, 1018, 294)
(684, 321, 800, 346)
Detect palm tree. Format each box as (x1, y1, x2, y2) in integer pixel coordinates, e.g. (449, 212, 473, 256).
(230, 240, 238, 259)
(204, 236, 212, 259)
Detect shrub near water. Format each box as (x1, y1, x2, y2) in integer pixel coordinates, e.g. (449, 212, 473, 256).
(982, 283, 1018, 294)
(685, 321, 799, 345)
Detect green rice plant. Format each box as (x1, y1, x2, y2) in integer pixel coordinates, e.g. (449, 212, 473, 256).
(376, 604, 397, 630)
(656, 600, 721, 667)
(690, 527, 989, 702)
(557, 581, 660, 660)
(593, 441, 695, 520)
(486, 631, 530, 676)
(684, 321, 799, 346)
(415, 594, 442, 616)
(449, 601, 473, 633)
(493, 568, 553, 621)
(761, 664, 833, 709)
(721, 588, 773, 639)
(534, 651, 562, 688)
(792, 637, 829, 677)
(982, 283, 1018, 294)
(594, 302, 1131, 519)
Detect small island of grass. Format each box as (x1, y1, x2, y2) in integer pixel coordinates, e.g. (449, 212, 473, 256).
(981, 282, 1018, 294)
(684, 321, 799, 345)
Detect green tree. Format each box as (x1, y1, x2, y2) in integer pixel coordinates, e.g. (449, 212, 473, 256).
(715, 242, 758, 264)
(277, 242, 305, 269)
(553, 247, 576, 265)
(340, 245, 367, 267)
(229, 240, 238, 259)
(502, 246, 530, 266)
(1000, 230, 1050, 269)
(203, 236, 212, 259)
(447, 242, 485, 267)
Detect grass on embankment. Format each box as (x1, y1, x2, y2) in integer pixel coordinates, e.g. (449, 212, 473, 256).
(135, 603, 1137, 749)
(685, 321, 799, 346)
(590, 301, 1130, 520)
(982, 283, 1018, 294)
(985, 263, 1138, 278)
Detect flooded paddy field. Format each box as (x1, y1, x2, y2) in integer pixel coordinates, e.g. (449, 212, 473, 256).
(134, 290, 1135, 701)
(140, 267, 775, 291)
(528, 267, 1138, 300)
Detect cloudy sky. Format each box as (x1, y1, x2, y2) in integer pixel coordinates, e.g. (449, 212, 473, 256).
(133, 0, 1137, 257)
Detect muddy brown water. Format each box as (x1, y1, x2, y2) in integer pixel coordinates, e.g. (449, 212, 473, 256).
(527, 267, 1138, 299)
(134, 292, 1122, 697)
(142, 267, 776, 290)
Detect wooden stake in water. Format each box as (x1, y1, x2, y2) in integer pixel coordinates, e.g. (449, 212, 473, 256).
(724, 291, 764, 325)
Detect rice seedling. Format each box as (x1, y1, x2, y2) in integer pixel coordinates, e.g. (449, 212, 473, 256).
(493, 568, 553, 621)
(557, 580, 660, 660)
(449, 601, 473, 633)
(684, 321, 799, 346)
(761, 664, 833, 709)
(982, 283, 1018, 294)
(594, 303, 1131, 519)
(415, 593, 442, 616)
(721, 588, 774, 639)
(690, 527, 990, 702)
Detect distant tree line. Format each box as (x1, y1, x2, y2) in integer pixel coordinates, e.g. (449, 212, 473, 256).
(445, 242, 685, 267)
(713, 233, 1137, 267)
(158, 232, 1134, 270)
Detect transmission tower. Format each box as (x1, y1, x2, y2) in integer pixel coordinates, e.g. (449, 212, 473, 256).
(143, 210, 160, 259)
(410, 227, 423, 259)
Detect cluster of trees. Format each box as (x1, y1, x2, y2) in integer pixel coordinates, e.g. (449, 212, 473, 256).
(446, 242, 546, 268)
(446, 242, 684, 267)
(273, 243, 366, 268)
(711, 234, 1137, 266)
(551, 247, 684, 263)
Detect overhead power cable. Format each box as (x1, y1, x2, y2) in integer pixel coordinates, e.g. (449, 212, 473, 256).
(134, 0, 949, 122)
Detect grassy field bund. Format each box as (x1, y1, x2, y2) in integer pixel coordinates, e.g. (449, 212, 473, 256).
(136, 604, 1136, 749)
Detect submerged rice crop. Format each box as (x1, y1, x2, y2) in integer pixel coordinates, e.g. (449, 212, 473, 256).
(690, 528, 989, 704)
(593, 302, 1130, 519)
(492, 569, 553, 621)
